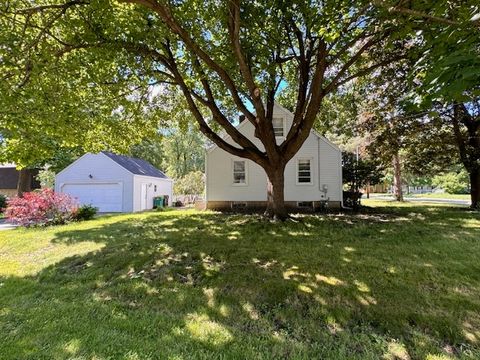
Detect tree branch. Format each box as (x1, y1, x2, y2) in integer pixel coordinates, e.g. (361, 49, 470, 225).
(227, 0, 265, 122)
(284, 15, 310, 135)
(11, 1, 88, 14)
(119, 0, 257, 124)
(324, 35, 383, 95)
(332, 54, 406, 90)
(373, 1, 480, 29)
(282, 40, 328, 159)
(194, 62, 265, 159)
(163, 44, 264, 162)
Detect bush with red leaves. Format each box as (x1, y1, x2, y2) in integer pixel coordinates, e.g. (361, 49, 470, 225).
(5, 189, 78, 227)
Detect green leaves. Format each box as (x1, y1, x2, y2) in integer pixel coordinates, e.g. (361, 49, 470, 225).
(1, 0, 475, 176)
(405, 3, 480, 104)
(0, 0, 164, 167)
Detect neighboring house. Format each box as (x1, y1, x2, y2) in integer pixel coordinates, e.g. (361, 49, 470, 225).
(55, 152, 173, 212)
(0, 164, 40, 197)
(205, 103, 343, 210)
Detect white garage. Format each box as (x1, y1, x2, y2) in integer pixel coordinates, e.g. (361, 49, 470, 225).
(55, 152, 173, 212)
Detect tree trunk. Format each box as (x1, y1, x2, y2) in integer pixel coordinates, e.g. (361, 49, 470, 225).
(451, 103, 480, 209)
(470, 168, 480, 209)
(392, 154, 403, 201)
(17, 168, 33, 197)
(366, 181, 370, 199)
(265, 166, 288, 221)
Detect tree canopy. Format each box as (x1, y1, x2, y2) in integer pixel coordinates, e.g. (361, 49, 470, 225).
(1, 0, 478, 216)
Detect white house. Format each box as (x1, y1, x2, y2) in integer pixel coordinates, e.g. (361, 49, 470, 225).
(205, 103, 343, 210)
(55, 152, 173, 212)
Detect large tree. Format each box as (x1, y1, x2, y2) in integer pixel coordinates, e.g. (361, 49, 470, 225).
(1, 1, 474, 218)
(446, 101, 480, 208)
(130, 92, 205, 178)
(406, 3, 480, 208)
(0, 0, 403, 219)
(131, 126, 205, 179)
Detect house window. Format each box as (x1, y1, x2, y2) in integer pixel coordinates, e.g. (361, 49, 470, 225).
(297, 159, 312, 184)
(233, 160, 246, 184)
(272, 117, 284, 137)
(154, 185, 157, 192)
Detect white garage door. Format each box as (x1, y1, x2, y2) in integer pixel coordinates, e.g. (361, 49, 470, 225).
(62, 183, 123, 212)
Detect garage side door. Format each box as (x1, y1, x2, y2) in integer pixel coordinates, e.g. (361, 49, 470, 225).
(62, 183, 123, 212)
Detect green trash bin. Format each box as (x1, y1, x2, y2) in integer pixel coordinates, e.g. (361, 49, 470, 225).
(153, 196, 164, 209)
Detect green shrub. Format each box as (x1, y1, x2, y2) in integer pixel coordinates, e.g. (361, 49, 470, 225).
(432, 171, 469, 194)
(74, 204, 98, 221)
(0, 194, 7, 212)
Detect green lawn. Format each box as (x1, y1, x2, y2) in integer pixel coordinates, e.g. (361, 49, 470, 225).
(1, 203, 480, 359)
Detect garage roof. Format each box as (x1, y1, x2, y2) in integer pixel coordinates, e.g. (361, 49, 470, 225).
(102, 152, 168, 179)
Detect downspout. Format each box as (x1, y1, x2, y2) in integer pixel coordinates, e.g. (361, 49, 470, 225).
(318, 137, 329, 199)
(204, 148, 208, 209)
(339, 150, 344, 208)
(318, 137, 322, 192)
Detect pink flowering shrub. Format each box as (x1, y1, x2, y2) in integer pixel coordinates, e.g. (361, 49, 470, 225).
(5, 189, 78, 227)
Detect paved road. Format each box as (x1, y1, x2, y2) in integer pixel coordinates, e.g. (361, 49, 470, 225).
(0, 219, 17, 231)
(369, 195, 470, 206)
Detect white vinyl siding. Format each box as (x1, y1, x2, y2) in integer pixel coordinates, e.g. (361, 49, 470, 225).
(132, 175, 173, 211)
(272, 117, 284, 137)
(297, 159, 312, 184)
(206, 103, 342, 203)
(318, 138, 343, 202)
(233, 160, 247, 185)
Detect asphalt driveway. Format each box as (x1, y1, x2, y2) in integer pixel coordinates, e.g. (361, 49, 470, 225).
(369, 194, 470, 206)
(0, 219, 17, 231)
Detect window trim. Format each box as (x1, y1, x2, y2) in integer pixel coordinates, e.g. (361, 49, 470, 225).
(296, 158, 313, 185)
(232, 159, 248, 186)
(272, 117, 285, 138)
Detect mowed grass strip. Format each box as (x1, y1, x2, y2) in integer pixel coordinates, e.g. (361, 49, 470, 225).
(0, 202, 479, 359)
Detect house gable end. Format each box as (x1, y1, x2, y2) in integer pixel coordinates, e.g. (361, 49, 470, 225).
(56, 153, 133, 180)
(206, 103, 339, 154)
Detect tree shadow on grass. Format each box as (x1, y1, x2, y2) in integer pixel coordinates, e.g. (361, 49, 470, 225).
(1, 207, 480, 359)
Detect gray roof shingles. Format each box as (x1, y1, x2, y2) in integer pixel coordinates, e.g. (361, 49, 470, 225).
(102, 152, 168, 179)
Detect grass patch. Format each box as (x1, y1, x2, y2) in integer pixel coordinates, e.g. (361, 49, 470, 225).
(1, 203, 480, 359)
